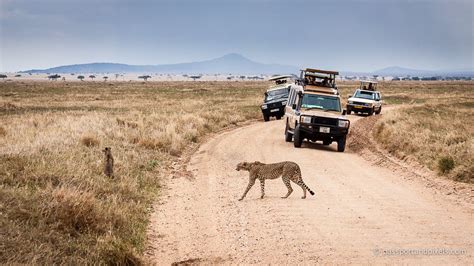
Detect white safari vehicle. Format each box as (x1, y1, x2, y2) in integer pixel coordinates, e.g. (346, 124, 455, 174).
(284, 68, 350, 152)
(346, 80, 382, 115)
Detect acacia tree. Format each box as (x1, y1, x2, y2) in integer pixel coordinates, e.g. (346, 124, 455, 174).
(138, 75, 151, 81)
(77, 75, 85, 81)
(103, 76, 108, 82)
(115, 73, 120, 80)
(190, 75, 201, 81)
(89, 75, 96, 81)
(0, 74, 7, 80)
(48, 74, 61, 81)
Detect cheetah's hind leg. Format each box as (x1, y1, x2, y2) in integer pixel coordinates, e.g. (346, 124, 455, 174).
(281, 177, 293, 198)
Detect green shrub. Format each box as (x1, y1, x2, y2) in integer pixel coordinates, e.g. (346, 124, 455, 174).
(438, 156, 455, 174)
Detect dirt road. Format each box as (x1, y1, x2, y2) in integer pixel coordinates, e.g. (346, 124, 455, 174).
(146, 115, 473, 264)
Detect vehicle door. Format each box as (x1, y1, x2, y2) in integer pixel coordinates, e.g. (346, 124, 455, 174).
(285, 87, 296, 128)
(378, 92, 382, 107)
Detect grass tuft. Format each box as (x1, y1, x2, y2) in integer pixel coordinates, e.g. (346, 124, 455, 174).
(0, 126, 6, 137)
(80, 135, 100, 147)
(438, 156, 455, 174)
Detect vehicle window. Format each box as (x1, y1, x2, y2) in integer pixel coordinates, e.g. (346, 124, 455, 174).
(265, 88, 289, 101)
(354, 90, 375, 100)
(301, 94, 341, 112)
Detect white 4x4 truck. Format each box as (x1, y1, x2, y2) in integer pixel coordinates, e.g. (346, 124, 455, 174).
(346, 81, 382, 115)
(284, 68, 350, 152)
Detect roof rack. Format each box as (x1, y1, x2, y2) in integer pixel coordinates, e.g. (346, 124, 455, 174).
(302, 68, 339, 76)
(268, 75, 293, 81)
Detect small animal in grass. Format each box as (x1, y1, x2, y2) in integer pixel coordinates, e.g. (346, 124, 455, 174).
(103, 147, 114, 178)
(235, 161, 315, 201)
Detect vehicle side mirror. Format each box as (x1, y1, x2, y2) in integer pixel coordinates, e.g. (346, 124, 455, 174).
(292, 103, 297, 110)
(342, 110, 347, 115)
(264, 92, 268, 96)
(347, 94, 352, 99)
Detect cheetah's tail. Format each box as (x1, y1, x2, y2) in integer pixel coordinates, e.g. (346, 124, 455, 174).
(304, 183, 315, 196)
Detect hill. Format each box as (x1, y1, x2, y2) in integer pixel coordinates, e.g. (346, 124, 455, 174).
(21, 53, 298, 75)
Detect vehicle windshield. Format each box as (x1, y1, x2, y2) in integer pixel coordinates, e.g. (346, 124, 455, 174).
(301, 94, 341, 112)
(354, 90, 375, 100)
(265, 88, 288, 101)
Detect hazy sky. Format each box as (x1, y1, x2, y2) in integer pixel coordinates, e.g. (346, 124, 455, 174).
(1, 0, 472, 72)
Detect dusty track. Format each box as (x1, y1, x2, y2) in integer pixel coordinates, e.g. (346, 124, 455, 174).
(146, 114, 473, 265)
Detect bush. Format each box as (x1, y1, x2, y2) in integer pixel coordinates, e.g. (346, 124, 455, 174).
(438, 156, 455, 174)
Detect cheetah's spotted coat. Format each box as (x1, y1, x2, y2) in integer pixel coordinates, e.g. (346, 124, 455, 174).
(236, 161, 315, 200)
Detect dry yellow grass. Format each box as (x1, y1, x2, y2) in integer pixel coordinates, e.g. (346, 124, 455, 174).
(0, 80, 472, 263)
(0, 80, 264, 264)
(374, 101, 473, 183)
(368, 81, 474, 183)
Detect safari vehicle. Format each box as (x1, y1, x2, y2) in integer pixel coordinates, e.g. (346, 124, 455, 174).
(346, 80, 382, 115)
(261, 75, 292, 121)
(284, 68, 350, 152)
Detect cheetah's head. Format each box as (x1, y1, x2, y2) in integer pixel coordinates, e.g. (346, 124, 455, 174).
(236, 161, 263, 171)
(236, 162, 250, 171)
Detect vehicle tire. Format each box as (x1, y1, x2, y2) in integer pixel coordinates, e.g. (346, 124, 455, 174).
(276, 115, 282, 120)
(323, 140, 331, 145)
(293, 125, 303, 148)
(337, 136, 346, 152)
(375, 106, 382, 114)
(347, 108, 352, 115)
(263, 114, 270, 122)
(368, 108, 374, 116)
(285, 122, 293, 142)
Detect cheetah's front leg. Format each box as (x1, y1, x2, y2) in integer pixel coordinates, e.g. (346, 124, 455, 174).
(259, 179, 265, 199)
(238, 179, 255, 201)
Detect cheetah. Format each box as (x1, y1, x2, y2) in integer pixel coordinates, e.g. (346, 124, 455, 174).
(236, 161, 315, 200)
(102, 147, 114, 178)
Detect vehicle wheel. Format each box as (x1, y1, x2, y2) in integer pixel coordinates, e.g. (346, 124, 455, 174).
(375, 106, 382, 114)
(293, 125, 303, 148)
(323, 140, 331, 145)
(368, 108, 374, 116)
(347, 109, 352, 115)
(263, 114, 270, 122)
(337, 136, 346, 152)
(285, 122, 293, 142)
(276, 115, 282, 120)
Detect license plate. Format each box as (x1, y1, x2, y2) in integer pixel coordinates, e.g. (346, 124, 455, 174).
(270, 109, 279, 112)
(354, 106, 363, 109)
(319, 127, 330, 133)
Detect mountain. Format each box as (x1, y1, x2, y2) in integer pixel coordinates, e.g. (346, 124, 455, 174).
(20, 55, 473, 77)
(21, 53, 298, 75)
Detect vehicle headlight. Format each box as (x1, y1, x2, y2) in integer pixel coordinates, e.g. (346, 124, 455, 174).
(366, 103, 373, 107)
(348, 101, 354, 104)
(261, 105, 268, 109)
(338, 120, 349, 128)
(300, 116, 312, 124)
(282, 101, 287, 106)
